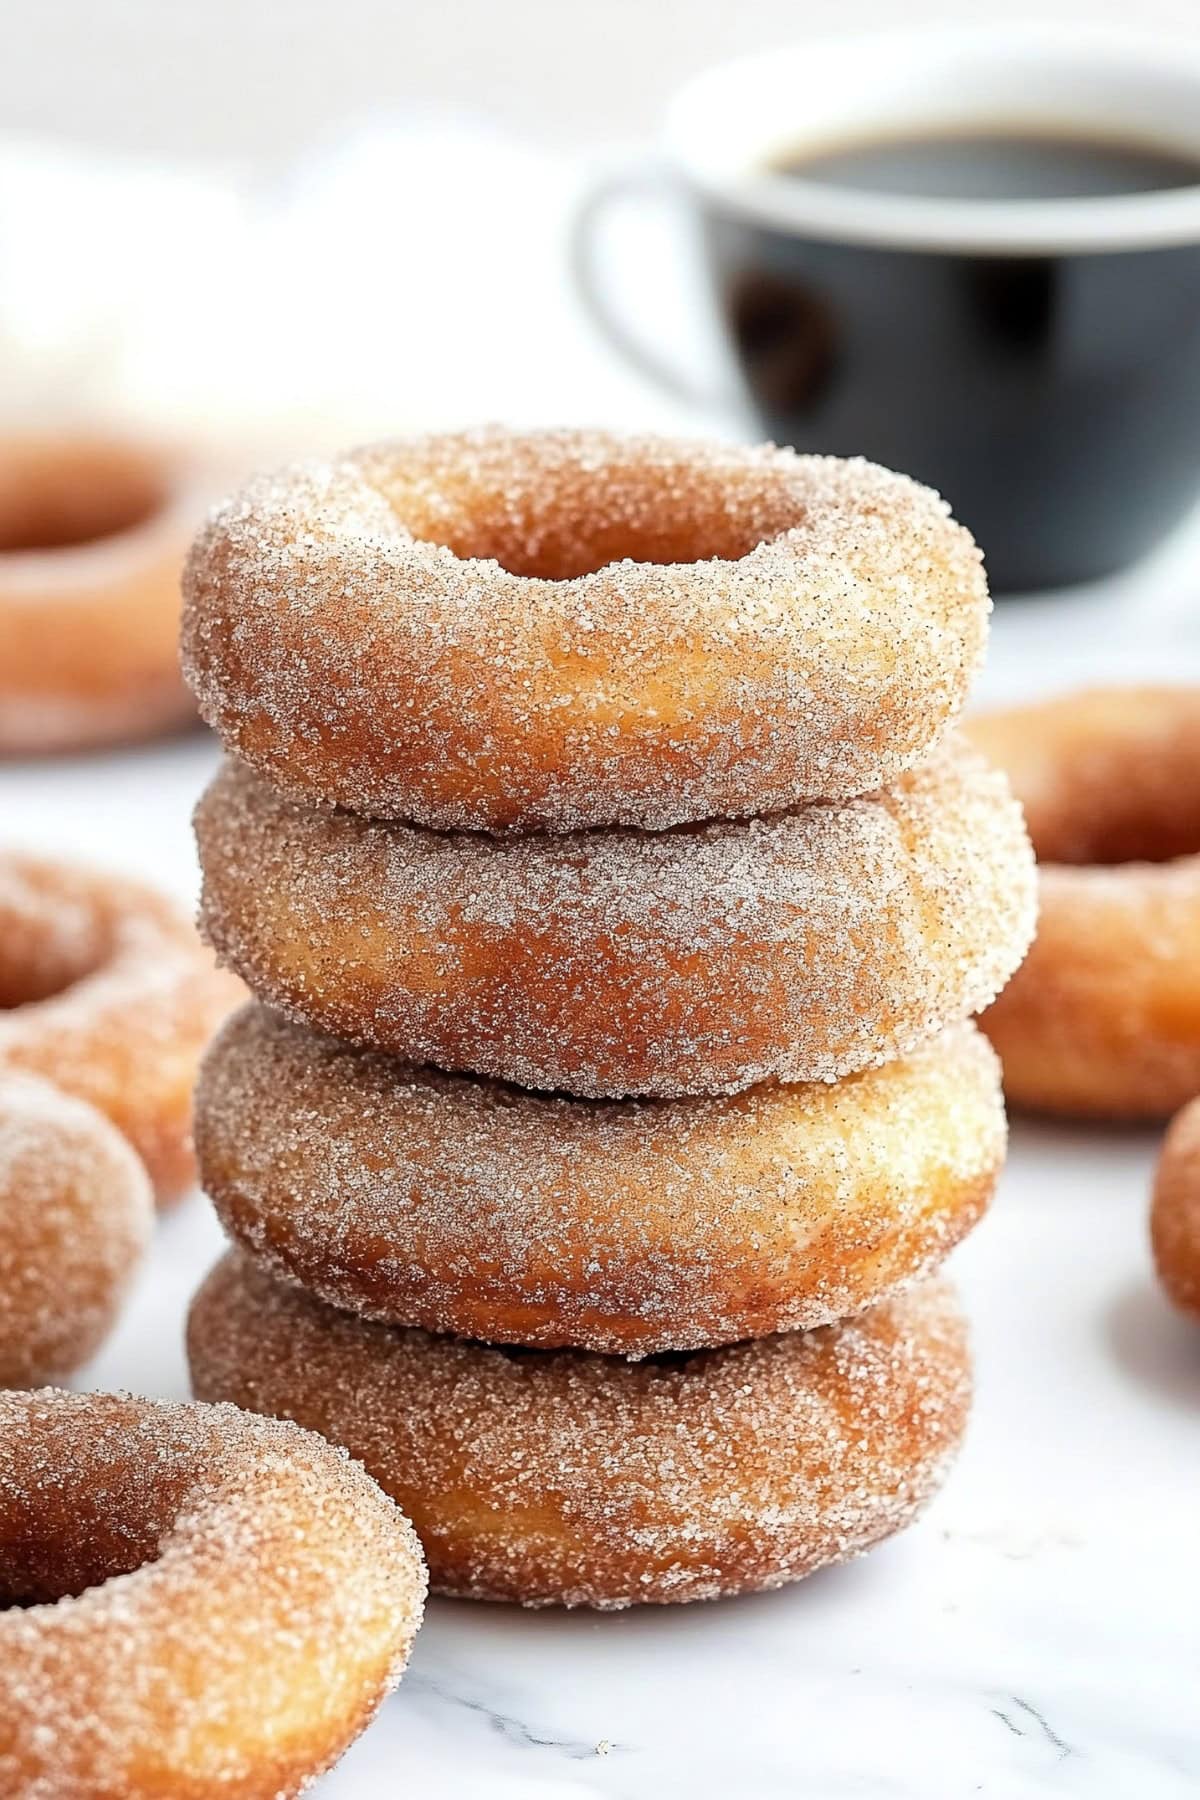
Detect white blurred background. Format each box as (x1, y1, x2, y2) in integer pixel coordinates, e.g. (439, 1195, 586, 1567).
(4, 0, 1200, 463)
(10, 0, 1200, 161)
(4, 0, 1200, 806)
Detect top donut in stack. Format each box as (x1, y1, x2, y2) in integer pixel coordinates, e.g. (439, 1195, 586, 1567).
(185, 429, 993, 833)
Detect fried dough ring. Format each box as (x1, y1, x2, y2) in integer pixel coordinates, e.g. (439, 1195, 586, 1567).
(969, 687, 1200, 1118)
(0, 853, 242, 1201)
(0, 435, 205, 753)
(0, 1073, 152, 1387)
(195, 738, 1034, 1099)
(0, 1389, 425, 1799)
(189, 1255, 970, 1610)
(198, 1004, 1002, 1355)
(181, 428, 988, 832)
(1151, 1095, 1200, 1319)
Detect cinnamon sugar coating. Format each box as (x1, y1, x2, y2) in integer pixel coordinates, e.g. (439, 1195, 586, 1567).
(181, 428, 988, 832)
(195, 737, 1035, 1099)
(1152, 1096, 1200, 1319)
(198, 1005, 1003, 1355)
(0, 1075, 152, 1387)
(0, 1389, 426, 1799)
(0, 435, 205, 755)
(0, 853, 243, 1202)
(969, 688, 1200, 1118)
(190, 1256, 970, 1610)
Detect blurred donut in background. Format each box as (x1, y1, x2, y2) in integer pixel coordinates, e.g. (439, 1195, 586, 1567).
(0, 434, 209, 754)
(0, 851, 244, 1205)
(1152, 1096, 1200, 1320)
(967, 687, 1200, 1120)
(0, 1072, 152, 1387)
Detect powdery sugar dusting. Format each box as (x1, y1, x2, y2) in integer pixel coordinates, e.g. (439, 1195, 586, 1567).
(195, 735, 1036, 1098)
(0, 1073, 152, 1386)
(197, 1005, 1003, 1355)
(189, 1256, 971, 1610)
(181, 428, 988, 832)
(0, 1389, 426, 1799)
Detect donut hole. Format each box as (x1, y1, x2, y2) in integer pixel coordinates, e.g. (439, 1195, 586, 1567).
(0, 1463, 184, 1607)
(1041, 807, 1200, 867)
(0, 934, 105, 1010)
(426, 503, 772, 581)
(382, 443, 804, 580)
(973, 692, 1200, 869)
(0, 438, 168, 555)
(0, 865, 115, 1009)
(1030, 753, 1200, 866)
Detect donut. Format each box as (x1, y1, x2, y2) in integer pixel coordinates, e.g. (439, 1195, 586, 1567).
(1151, 1096, 1200, 1319)
(189, 1253, 971, 1609)
(0, 1389, 425, 1799)
(195, 735, 1035, 1099)
(181, 428, 988, 832)
(0, 853, 243, 1202)
(967, 687, 1200, 1118)
(0, 1074, 152, 1386)
(197, 1003, 1003, 1355)
(0, 434, 207, 754)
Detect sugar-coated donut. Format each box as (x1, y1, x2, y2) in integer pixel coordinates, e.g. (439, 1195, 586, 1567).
(190, 1255, 970, 1609)
(0, 1389, 426, 1799)
(1151, 1096, 1200, 1319)
(195, 737, 1034, 1099)
(181, 428, 988, 832)
(0, 1074, 152, 1386)
(0, 435, 206, 754)
(198, 1004, 1003, 1355)
(0, 853, 243, 1202)
(968, 687, 1200, 1119)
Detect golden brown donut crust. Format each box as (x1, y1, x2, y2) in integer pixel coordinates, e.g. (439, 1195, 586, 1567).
(198, 1004, 1003, 1355)
(0, 435, 205, 754)
(0, 1074, 152, 1386)
(189, 1254, 971, 1610)
(0, 1389, 426, 1800)
(181, 429, 988, 832)
(968, 687, 1200, 1119)
(195, 738, 1034, 1099)
(1151, 1095, 1200, 1318)
(0, 853, 243, 1201)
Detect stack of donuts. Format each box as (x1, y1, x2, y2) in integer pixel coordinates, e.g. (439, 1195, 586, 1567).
(181, 428, 1037, 1608)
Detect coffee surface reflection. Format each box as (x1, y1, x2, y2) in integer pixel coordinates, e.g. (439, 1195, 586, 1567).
(768, 127, 1200, 201)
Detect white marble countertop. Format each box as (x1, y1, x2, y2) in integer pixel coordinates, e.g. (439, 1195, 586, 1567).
(3, 551, 1199, 1798)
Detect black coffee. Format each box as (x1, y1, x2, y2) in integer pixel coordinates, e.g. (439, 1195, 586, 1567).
(768, 127, 1200, 201)
(697, 124, 1200, 590)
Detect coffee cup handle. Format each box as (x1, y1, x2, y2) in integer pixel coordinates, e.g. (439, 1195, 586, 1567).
(569, 158, 735, 409)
